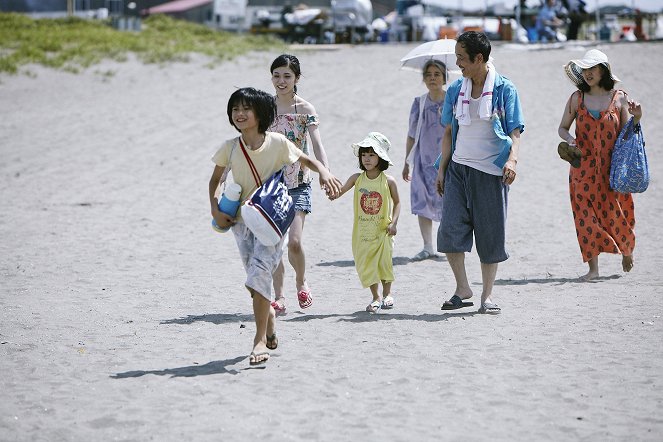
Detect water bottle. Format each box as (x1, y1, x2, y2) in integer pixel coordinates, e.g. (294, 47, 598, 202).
(212, 183, 242, 233)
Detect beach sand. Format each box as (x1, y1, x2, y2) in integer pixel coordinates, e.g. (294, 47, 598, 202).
(1, 41, 662, 441)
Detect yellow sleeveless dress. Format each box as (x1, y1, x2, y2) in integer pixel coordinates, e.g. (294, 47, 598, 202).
(352, 172, 394, 287)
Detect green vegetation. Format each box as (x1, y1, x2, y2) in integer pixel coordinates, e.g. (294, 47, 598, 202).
(0, 13, 284, 74)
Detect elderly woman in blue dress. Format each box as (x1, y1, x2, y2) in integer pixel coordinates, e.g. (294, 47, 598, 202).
(402, 59, 447, 261)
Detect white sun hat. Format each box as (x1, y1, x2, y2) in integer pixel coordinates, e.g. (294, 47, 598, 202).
(564, 49, 621, 87)
(351, 132, 393, 165)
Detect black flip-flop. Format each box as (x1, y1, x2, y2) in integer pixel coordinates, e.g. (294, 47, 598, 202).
(266, 334, 278, 350)
(441, 295, 474, 310)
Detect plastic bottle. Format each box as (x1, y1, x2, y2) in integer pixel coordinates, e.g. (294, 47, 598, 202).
(212, 183, 241, 233)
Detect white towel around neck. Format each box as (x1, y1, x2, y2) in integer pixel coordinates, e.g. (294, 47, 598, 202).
(455, 63, 496, 126)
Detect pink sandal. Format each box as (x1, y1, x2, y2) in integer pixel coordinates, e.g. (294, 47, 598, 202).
(271, 299, 287, 317)
(297, 289, 313, 309)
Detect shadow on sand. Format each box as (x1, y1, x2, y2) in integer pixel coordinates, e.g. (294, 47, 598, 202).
(316, 255, 445, 268)
(111, 356, 247, 379)
(283, 309, 477, 323)
(161, 313, 253, 325)
(495, 274, 621, 286)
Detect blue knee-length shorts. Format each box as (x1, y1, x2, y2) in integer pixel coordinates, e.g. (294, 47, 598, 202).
(437, 161, 509, 264)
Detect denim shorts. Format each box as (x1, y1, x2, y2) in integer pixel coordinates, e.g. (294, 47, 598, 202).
(289, 183, 312, 213)
(437, 161, 509, 264)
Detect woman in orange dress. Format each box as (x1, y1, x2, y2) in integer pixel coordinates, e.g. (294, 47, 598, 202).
(558, 49, 642, 280)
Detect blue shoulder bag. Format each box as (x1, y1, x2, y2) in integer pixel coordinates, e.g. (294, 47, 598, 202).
(237, 138, 295, 246)
(609, 117, 649, 194)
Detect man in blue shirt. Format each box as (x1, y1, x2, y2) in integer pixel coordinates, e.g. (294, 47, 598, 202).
(436, 31, 524, 314)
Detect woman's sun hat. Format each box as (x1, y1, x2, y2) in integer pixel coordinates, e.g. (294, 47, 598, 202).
(564, 49, 621, 86)
(352, 132, 393, 165)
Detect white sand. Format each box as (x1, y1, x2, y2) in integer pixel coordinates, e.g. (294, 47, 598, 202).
(1, 41, 662, 441)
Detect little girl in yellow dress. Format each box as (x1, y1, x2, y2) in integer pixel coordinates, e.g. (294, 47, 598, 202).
(329, 132, 401, 313)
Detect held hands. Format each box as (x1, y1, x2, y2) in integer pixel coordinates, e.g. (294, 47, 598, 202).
(319, 171, 342, 200)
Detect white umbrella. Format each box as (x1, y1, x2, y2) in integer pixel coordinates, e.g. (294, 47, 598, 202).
(399, 38, 459, 74)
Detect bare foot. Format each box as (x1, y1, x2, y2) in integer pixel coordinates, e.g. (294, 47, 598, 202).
(579, 270, 599, 281)
(580, 257, 599, 281)
(622, 255, 634, 272)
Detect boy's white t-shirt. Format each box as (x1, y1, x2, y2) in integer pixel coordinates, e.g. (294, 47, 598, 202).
(212, 132, 302, 202)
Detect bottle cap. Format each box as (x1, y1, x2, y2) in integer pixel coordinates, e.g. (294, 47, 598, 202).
(224, 183, 242, 201)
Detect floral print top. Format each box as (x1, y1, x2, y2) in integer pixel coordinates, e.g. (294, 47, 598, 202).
(269, 113, 319, 189)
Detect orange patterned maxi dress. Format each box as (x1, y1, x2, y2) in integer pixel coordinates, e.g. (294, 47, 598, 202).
(570, 91, 635, 262)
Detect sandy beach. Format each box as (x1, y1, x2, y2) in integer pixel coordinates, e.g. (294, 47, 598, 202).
(1, 40, 662, 441)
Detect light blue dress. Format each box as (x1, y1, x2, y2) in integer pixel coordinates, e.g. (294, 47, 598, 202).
(407, 94, 445, 222)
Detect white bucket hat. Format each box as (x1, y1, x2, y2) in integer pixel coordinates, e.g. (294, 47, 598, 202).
(564, 49, 621, 87)
(352, 132, 393, 165)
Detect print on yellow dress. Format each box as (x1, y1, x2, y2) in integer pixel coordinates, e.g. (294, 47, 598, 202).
(352, 172, 394, 287)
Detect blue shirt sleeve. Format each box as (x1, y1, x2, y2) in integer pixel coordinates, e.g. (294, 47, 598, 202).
(441, 82, 459, 126)
(503, 83, 525, 136)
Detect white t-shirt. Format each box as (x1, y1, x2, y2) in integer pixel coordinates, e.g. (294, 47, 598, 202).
(452, 96, 503, 176)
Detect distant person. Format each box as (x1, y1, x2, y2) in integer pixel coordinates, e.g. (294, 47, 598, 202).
(329, 132, 401, 313)
(435, 31, 524, 314)
(268, 54, 331, 316)
(634, 9, 646, 40)
(557, 49, 642, 280)
(209, 87, 341, 366)
(562, 0, 587, 40)
(281, 1, 293, 27)
(280, 2, 294, 41)
(402, 59, 447, 261)
(536, 0, 565, 41)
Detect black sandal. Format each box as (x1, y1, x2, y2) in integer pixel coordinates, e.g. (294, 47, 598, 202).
(266, 334, 278, 350)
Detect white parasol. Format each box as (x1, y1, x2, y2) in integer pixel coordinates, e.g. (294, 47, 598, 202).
(399, 38, 459, 74)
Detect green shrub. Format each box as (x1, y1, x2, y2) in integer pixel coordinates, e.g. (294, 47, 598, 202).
(0, 13, 284, 74)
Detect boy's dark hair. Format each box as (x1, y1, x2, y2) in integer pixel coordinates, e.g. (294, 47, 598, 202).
(457, 31, 491, 63)
(270, 54, 302, 94)
(577, 64, 615, 92)
(358, 146, 390, 171)
(227, 87, 276, 133)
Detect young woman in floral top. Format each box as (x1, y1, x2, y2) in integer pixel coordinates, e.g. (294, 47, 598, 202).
(269, 54, 330, 314)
